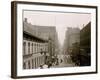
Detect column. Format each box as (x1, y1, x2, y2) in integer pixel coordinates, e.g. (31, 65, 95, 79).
(35, 42, 36, 54)
(35, 58, 36, 68)
(26, 61, 28, 69)
(33, 59, 35, 69)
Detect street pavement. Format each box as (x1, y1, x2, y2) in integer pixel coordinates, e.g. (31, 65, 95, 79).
(51, 54, 76, 68)
(51, 60, 75, 68)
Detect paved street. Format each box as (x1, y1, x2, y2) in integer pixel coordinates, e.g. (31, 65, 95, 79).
(52, 61, 75, 68)
(51, 54, 76, 68)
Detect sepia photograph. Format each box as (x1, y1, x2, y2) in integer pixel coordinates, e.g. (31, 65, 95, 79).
(11, 1, 97, 78)
(23, 10, 91, 69)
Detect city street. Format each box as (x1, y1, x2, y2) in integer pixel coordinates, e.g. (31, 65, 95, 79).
(51, 54, 76, 68)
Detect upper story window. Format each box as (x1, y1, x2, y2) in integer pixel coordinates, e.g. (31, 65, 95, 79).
(23, 42, 26, 55)
(28, 42, 30, 54)
(32, 43, 33, 54)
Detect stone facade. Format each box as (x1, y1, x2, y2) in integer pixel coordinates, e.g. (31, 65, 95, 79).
(23, 18, 59, 69)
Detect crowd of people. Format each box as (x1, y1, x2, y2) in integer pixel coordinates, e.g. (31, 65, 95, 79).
(38, 56, 59, 69)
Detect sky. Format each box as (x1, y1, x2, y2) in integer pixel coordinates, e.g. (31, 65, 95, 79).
(23, 10, 91, 46)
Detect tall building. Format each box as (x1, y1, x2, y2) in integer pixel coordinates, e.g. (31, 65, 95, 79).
(62, 27, 80, 55)
(23, 18, 59, 69)
(80, 22, 91, 66)
(80, 22, 91, 53)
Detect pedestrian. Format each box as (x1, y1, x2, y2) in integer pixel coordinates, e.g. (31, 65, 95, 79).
(48, 61, 52, 68)
(60, 59, 63, 63)
(38, 65, 43, 69)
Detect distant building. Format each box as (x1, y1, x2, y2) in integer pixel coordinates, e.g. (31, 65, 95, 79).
(63, 27, 80, 55)
(23, 18, 59, 69)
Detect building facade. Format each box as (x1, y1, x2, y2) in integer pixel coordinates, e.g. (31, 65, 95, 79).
(23, 31, 48, 69)
(62, 27, 80, 55)
(80, 22, 91, 66)
(62, 27, 80, 65)
(23, 18, 59, 69)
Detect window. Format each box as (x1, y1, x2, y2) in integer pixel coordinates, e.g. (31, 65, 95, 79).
(23, 62, 26, 69)
(34, 43, 36, 53)
(28, 42, 30, 54)
(32, 59, 34, 69)
(23, 42, 26, 55)
(36, 43, 38, 53)
(32, 43, 33, 54)
(28, 60, 30, 69)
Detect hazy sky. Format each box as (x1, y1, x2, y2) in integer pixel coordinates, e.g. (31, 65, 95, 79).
(24, 10, 91, 46)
